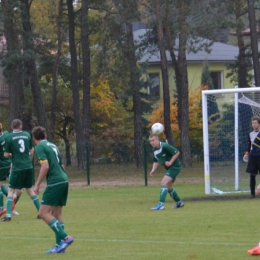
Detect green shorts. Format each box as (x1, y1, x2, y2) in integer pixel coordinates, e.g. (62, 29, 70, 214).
(0, 166, 10, 181)
(165, 166, 182, 180)
(9, 168, 34, 189)
(41, 182, 69, 207)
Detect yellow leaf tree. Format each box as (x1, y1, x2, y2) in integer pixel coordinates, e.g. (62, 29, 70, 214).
(149, 87, 203, 157)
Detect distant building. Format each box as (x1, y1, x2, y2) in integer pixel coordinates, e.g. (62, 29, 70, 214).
(134, 29, 239, 100)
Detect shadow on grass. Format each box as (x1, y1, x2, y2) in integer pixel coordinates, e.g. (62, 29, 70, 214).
(185, 194, 257, 201)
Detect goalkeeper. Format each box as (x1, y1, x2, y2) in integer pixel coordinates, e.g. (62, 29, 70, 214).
(244, 116, 260, 198)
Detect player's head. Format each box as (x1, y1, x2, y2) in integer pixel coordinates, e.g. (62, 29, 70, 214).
(0, 123, 2, 134)
(251, 116, 260, 131)
(11, 119, 22, 130)
(149, 134, 160, 148)
(32, 126, 47, 141)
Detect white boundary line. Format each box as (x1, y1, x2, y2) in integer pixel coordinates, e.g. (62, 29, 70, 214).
(0, 236, 253, 246)
(212, 187, 250, 194)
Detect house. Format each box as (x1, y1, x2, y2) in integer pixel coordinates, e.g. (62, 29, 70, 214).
(134, 29, 239, 100)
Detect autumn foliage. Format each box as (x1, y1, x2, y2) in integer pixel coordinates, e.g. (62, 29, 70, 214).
(149, 86, 204, 149)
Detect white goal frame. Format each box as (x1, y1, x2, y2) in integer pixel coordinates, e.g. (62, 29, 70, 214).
(202, 86, 260, 194)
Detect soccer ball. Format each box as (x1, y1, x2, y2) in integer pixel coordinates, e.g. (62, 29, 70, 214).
(151, 122, 164, 135)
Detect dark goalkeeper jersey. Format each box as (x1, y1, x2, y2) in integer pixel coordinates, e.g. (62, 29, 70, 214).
(152, 142, 181, 169)
(247, 130, 260, 159)
(34, 140, 68, 185)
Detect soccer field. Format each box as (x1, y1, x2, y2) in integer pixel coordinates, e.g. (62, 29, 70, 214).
(0, 183, 258, 259)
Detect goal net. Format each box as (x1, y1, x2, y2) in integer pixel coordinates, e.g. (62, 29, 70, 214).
(202, 87, 260, 194)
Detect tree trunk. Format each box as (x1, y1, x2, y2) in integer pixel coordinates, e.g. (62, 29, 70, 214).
(165, 0, 191, 167)
(20, 0, 50, 135)
(62, 116, 72, 166)
(50, 0, 64, 141)
(2, 0, 24, 124)
(67, 0, 85, 169)
(247, 0, 260, 86)
(176, 47, 191, 167)
(153, 0, 174, 145)
(125, 21, 143, 167)
(81, 0, 91, 141)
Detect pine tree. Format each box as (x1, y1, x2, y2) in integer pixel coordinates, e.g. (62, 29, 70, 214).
(201, 60, 220, 124)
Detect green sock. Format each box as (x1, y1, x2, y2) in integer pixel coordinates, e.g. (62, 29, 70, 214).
(6, 196, 12, 217)
(168, 188, 181, 202)
(159, 185, 168, 203)
(48, 218, 68, 241)
(1, 184, 8, 196)
(56, 223, 65, 244)
(31, 195, 40, 211)
(0, 190, 3, 208)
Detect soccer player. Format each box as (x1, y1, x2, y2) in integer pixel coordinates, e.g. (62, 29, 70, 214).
(1, 119, 40, 221)
(0, 123, 12, 216)
(244, 116, 260, 198)
(0, 123, 22, 217)
(32, 126, 73, 254)
(149, 134, 184, 210)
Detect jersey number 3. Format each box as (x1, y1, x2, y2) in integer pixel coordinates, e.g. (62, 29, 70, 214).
(18, 139, 25, 153)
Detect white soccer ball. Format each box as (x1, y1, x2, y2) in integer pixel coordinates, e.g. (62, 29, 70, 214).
(151, 122, 164, 135)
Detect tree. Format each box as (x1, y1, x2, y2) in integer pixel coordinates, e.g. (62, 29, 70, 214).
(20, 0, 50, 134)
(81, 0, 91, 141)
(67, 0, 85, 169)
(247, 0, 260, 86)
(224, 1, 252, 87)
(201, 60, 220, 123)
(153, 0, 174, 146)
(1, 0, 24, 124)
(50, 0, 65, 141)
(114, 0, 143, 167)
(143, 0, 228, 167)
(164, 0, 191, 166)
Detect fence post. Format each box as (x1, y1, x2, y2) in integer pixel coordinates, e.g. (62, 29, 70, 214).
(143, 140, 148, 186)
(86, 142, 90, 185)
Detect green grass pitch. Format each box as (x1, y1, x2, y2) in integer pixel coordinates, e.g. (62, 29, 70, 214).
(0, 182, 258, 259)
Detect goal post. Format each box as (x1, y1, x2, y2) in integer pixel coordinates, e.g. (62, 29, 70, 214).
(202, 87, 260, 194)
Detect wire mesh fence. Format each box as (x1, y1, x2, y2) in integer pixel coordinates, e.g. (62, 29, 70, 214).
(55, 138, 205, 186)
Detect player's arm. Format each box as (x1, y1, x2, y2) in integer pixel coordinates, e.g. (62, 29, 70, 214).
(29, 147, 34, 160)
(4, 140, 11, 158)
(243, 133, 251, 162)
(165, 151, 180, 167)
(4, 152, 11, 158)
(246, 133, 251, 154)
(150, 162, 159, 176)
(33, 160, 49, 195)
(164, 144, 180, 167)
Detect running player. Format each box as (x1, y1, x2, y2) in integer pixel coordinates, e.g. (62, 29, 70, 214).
(32, 126, 73, 253)
(0, 123, 22, 217)
(1, 119, 40, 221)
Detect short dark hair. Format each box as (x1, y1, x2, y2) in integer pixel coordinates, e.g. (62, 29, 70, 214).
(252, 116, 260, 124)
(11, 119, 22, 130)
(32, 126, 46, 140)
(149, 134, 159, 139)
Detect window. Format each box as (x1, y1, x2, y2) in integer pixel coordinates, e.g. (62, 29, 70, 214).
(210, 71, 224, 90)
(148, 73, 160, 100)
(210, 71, 224, 97)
